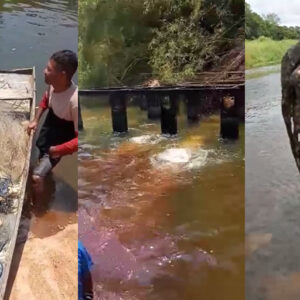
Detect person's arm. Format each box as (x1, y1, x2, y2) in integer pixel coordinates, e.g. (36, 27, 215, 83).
(49, 132, 78, 157)
(27, 89, 49, 135)
(290, 66, 300, 86)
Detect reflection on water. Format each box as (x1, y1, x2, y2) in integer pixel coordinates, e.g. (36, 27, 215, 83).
(79, 98, 244, 299)
(246, 69, 300, 300)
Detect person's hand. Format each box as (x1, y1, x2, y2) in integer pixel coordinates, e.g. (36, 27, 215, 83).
(27, 120, 38, 135)
(49, 146, 60, 159)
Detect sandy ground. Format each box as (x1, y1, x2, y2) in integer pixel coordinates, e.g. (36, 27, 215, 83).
(8, 224, 77, 300)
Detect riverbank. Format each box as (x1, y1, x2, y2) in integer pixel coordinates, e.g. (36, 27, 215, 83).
(245, 38, 298, 69)
(8, 224, 77, 300)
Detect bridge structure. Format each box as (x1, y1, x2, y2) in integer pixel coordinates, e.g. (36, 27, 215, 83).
(79, 72, 244, 139)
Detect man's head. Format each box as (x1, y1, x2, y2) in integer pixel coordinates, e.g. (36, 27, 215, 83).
(44, 50, 77, 86)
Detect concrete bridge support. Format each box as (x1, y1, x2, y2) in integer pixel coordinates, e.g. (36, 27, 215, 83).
(78, 98, 84, 130)
(139, 95, 148, 111)
(147, 93, 161, 119)
(110, 94, 128, 133)
(220, 90, 240, 139)
(161, 94, 178, 135)
(186, 91, 200, 122)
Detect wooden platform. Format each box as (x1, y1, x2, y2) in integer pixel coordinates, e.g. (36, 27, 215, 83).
(79, 71, 244, 95)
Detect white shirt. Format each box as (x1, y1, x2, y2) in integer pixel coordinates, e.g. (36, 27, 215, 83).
(48, 82, 78, 131)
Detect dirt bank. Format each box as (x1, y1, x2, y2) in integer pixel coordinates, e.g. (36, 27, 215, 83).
(8, 224, 77, 300)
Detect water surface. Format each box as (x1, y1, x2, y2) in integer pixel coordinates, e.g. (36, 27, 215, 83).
(79, 97, 245, 300)
(0, 0, 77, 100)
(246, 67, 300, 299)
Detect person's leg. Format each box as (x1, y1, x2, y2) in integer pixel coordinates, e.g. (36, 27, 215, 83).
(32, 154, 60, 202)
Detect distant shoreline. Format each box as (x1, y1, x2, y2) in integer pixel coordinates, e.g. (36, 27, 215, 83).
(245, 64, 280, 80)
(245, 38, 298, 69)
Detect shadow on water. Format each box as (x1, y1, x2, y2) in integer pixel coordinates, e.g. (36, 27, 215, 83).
(79, 98, 244, 299)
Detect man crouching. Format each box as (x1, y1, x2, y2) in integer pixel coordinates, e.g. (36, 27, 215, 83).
(27, 50, 78, 197)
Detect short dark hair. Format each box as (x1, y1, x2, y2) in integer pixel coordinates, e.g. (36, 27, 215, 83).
(51, 50, 78, 79)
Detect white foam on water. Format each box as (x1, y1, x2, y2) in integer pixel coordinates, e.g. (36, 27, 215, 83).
(130, 134, 165, 145)
(150, 148, 209, 171)
(157, 148, 192, 163)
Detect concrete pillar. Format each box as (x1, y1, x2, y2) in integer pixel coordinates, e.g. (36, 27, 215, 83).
(220, 91, 239, 139)
(140, 95, 148, 111)
(78, 98, 84, 130)
(147, 93, 161, 119)
(110, 93, 128, 133)
(161, 93, 178, 135)
(186, 91, 200, 121)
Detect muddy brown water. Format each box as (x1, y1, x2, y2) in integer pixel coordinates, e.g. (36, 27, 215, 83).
(0, 0, 77, 296)
(246, 67, 300, 300)
(79, 97, 245, 299)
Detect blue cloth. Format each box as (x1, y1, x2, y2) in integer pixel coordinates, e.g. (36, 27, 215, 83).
(78, 241, 93, 300)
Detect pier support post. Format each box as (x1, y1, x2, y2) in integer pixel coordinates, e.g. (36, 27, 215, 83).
(186, 91, 200, 121)
(220, 91, 239, 139)
(233, 85, 245, 122)
(147, 93, 161, 119)
(161, 93, 178, 135)
(140, 95, 148, 111)
(110, 93, 128, 133)
(78, 98, 84, 130)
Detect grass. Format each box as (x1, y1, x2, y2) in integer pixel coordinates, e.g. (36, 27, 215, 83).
(245, 37, 299, 69)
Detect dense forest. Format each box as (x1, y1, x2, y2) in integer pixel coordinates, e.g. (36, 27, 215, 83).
(79, 0, 244, 88)
(246, 3, 300, 40)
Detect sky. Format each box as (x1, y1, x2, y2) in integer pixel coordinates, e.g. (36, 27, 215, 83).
(247, 0, 300, 27)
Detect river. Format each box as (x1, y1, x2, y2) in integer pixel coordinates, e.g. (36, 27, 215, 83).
(0, 1, 78, 298)
(79, 97, 245, 299)
(246, 66, 300, 300)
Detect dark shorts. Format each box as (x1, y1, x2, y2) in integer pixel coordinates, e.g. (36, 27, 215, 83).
(33, 154, 60, 177)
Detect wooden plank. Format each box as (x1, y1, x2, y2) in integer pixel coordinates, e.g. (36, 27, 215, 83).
(0, 90, 32, 100)
(79, 83, 245, 95)
(0, 72, 34, 100)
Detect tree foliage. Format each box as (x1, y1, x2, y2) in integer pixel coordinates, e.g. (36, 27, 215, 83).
(245, 2, 300, 40)
(79, 0, 244, 88)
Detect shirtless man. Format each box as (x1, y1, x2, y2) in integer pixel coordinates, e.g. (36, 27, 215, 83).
(27, 50, 78, 195)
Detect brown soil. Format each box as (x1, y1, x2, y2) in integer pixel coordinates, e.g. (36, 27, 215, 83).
(8, 224, 77, 300)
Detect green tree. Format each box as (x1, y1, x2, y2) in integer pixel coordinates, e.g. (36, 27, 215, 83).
(79, 0, 245, 87)
(246, 2, 300, 41)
